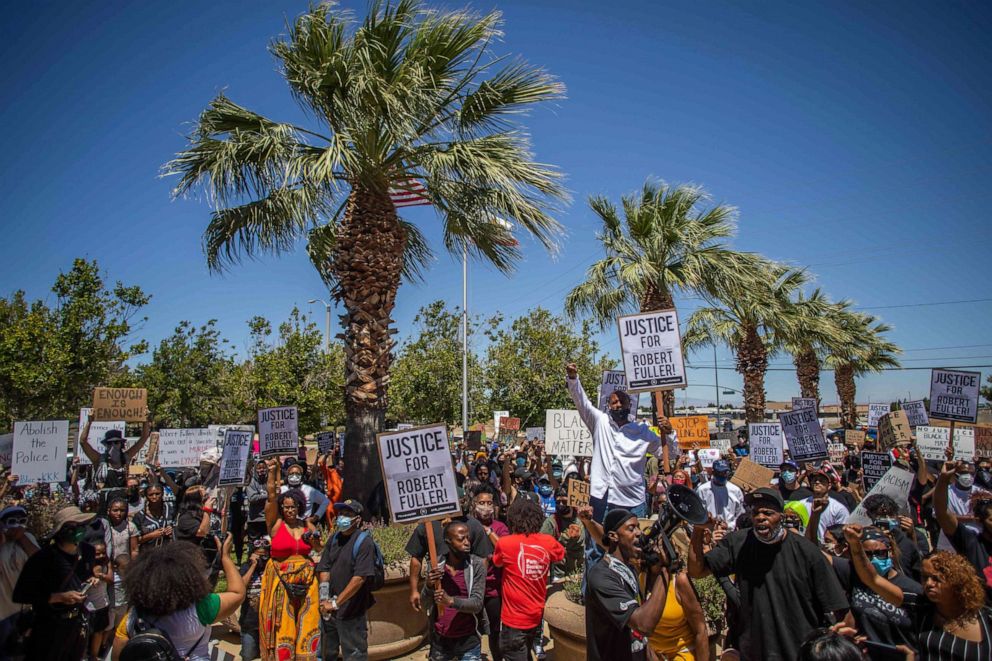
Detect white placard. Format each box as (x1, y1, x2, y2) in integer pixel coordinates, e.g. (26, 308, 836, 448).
(219, 428, 255, 487)
(698, 448, 722, 468)
(902, 401, 929, 428)
(916, 425, 975, 461)
(545, 409, 593, 457)
(748, 423, 784, 468)
(866, 403, 889, 429)
(377, 423, 460, 524)
(617, 309, 687, 392)
(492, 410, 509, 439)
(792, 397, 817, 412)
(847, 466, 914, 525)
(258, 406, 299, 458)
(524, 427, 545, 441)
(12, 420, 69, 484)
(77, 408, 126, 465)
(157, 428, 217, 468)
(778, 408, 828, 462)
(596, 370, 642, 412)
(0, 434, 12, 468)
(929, 369, 980, 424)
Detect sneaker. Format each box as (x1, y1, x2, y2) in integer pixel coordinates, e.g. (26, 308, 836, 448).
(533, 641, 547, 660)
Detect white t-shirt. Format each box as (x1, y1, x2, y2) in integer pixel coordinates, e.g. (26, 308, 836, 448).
(0, 533, 38, 619)
(696, 481, 746, 530)
(937, 484, 988, 550)
(802, 496, 850, 541)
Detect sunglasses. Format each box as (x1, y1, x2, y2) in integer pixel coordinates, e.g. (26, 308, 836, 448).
(2, 517, 27, 527)
(864, 549, 889, 560)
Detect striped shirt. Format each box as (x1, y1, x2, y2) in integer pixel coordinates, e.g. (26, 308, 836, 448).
(903, 592, 992, 661)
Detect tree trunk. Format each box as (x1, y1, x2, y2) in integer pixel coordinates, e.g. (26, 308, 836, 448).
(794, 345, 821, 407)
(331, 184, 406, 516)
(834, 363, 858, 429)
(640, 285, 676, 418)
(736, 323, 767, 423)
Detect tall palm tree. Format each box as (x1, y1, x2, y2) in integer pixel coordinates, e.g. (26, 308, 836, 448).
(563, 180, 751, 415)
(824, 312, 900, 428)
(683, 260, 807, 423)
(165, 1, 566, 507)
(778, 290, 854, 407)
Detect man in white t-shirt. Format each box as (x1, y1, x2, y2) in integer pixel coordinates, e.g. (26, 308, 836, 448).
(936, 460, 989, 551)
(0, 506, 39, 650)
(696, 460, 746, 530)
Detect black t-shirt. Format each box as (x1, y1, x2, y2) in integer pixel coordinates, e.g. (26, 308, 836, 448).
(889, 528, 923, 582)
(704, 530, 849, 661)
(12, 542, 97, 620)
(950, 522, 992, 606)
(585, 557, 647, 661)
(238, 558, 268, 631)
(405, 516, 493, 561)
(175, 510, 205, 542)
(777, 482, 813, 502)
(831, 557, 921, 649)
(315, 530, 376, 619)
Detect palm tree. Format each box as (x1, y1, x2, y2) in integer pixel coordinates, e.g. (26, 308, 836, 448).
(563, 180, 751, 415)
(683, 260, 807, 423)
(165, 1, 566, 507)
(824, 312, 900, 428)
(778, 290, 854, 407)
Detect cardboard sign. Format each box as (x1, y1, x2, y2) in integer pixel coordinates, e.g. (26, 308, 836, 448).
(916, 425, 975, 461)
(132, 432, 158, 467)
(711, 435, 733, 452)
(861, 451, 892, 491)
(464, 430, 483, 451)
(157, 428, 217, 468)
(219, 427, 254, 486)
(845, 429, 866, 448)
(258, 406, 299, 458)
(778, 408, 828, 462)
(902, 401, 929, 428)
(848, 466, 914, 525)
(77, 408, 125, 465)
(493, 410, 510, 439)
(525, 427, 545, 442)
(866, 403, 889, 429)
(12, 420, 69, 484)
(316, 432, 336, 454)
(596, 370, 642, 412)
(792, 397, 817, 412)
(828, 443, 847, 465)
(567, 478, 591, 509)
(0, 433, 12, 469)
(671, 416, 710, 450)
(698, 448, 722, 468)
(730, 458, 774, 493)
(929, 369, 981, 424)
(748, 423, 784, 468)
(975, 425, 992, 459)
(499, 417, 521, 432)
(91, 387, 147, 422)
(377, 423, 461, 524)
(617, 309, 687, 392)
(878, 410, 912, 450)
(545, 410, 592, 457)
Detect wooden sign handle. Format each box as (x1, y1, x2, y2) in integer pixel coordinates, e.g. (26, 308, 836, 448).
(425, 520, 444, 616)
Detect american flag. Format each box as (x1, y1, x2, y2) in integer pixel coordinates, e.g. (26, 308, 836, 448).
(493, 217, 519, 247)
(389, 178, 431, 208)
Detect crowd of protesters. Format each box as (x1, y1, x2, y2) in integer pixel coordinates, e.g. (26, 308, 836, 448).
(0, 367, 990, 661)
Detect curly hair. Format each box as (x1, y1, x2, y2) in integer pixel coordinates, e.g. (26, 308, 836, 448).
(924, 550, 985, 621)
(507, 497, 544, 535)
(862, 494, 899, 517)
(280, 488, 308, 518)
(123, 542, 211, 616)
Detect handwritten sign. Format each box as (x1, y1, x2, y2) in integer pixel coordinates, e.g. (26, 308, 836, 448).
(878, 410, 912, 450)
(596, 370, 642, 412)
(711, 434, 733, 452)
(525, 427, 545, 442)
(158, 428, 217, 468)
(92, 387, 147, 422)
(698, 448, 722, 468)
(828, 443, 847, 465)
(617, 309, 687, 392)
(499, 417, 521, 432)
(778, 408, 828, 462)
(845, 429, 866, 448)
(545, 410, 592, 457)
(792, 397, 817, 412)
(76, 408, 125, 465)
(12, 420, 69, 484)
(848, 466, 914, 525)
(929, 369, 980, 424)
(377, 423, 460, 524)
(258, 406, 299, 458)
(916, 425, 975, 461)
(0, 433, 12, 469)
(567, 478, 591, 508)
(867, 403, 889, 429)
(219, 428, 255, 487)
(133, 432, 159, 467)
(671, 416, 710, 450)
(975, 425, 992, 459)
(748, 423, 784, 467)
(861, 451, 892, 491)
(902, 401, 929, 428)
(493, 410, 509, 439)
(730, 458, 774, 493)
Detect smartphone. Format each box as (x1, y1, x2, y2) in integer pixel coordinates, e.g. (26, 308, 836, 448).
(78, 582, 93, 597)
(862, 640, 905, 661)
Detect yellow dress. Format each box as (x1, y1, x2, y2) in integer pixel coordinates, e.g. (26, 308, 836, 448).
(648, 578, 696, 661)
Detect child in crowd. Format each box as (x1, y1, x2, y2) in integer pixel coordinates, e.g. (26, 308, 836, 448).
(85, 542, 114, 661)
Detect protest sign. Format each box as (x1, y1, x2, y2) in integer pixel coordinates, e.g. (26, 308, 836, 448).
(778, 408, 828, 462)
(397, 423, 414, 431)
(596, 370, 642, 412)
(567, 478, 591, 509)
(848, 466, 914, 525)
(492, 410, 509, 439)
(464, 430, 483, 451)
(792, 397, 817, 412)
(219, 427, 254, 487)
(671, 416, 710, 450)
(258, 406, 299, 458)
(730, 458, 774, 493)
(157, 428, 216, 468)
(377, 423, 460, 524)
(12, 420, 69, 484)
(748, 423, 784, 468)
(902, 401, 929, 428)
(316, 432, 335, 454)
(860, 451, 892, 491)
(828, 443, 847, 465)
(525, 427, 545, 442)
(877, 410, 912, 450)
(76, 408, 126, 465)
(545, 410, 592, 457)
(0, 434, 11, 469)
(866, 403, 889, 429)
(929, 368, 980, 424)
(698, 448, 722, 469)
(975, 425, 992, 459)
(845, 429, 866, 448)
(499, 417, 521, 432)
(617, 309, 687, 392)
(132, 431, 159, 467)
(92, 387, 147, 422)
(916, 425, 975, 461)
(711, 434, 733, 452)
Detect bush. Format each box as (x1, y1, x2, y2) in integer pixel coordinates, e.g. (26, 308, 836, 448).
(368, 522, 415, 570)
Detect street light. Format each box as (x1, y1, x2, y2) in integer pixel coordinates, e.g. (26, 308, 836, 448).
(307, 299, 331, 352)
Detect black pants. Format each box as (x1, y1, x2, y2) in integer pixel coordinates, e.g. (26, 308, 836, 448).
(26, 615, 86, 661)
(483, 594, 503, 661)
(499, 624, 540, 661)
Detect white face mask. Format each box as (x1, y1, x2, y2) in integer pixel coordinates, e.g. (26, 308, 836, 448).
(956, 474, 974, 489)
(287, 474, 303, 487)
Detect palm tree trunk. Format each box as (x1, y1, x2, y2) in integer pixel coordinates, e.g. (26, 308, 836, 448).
(794, 346, 821, 404)
(737, 323, 767, 423)
(641, 285, 676, 418)
(834, 363, 858, 429)
(331, 184, 406, 514)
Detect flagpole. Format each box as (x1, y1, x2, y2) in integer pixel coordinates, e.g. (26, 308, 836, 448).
(462, 243, 469, 435)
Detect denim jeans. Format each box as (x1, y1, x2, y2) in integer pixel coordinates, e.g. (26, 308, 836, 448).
(240, 630, 260, 660)
(321, 614, 369, 661)
(500, 625, 542, 661)
(429, 638, 483, 661)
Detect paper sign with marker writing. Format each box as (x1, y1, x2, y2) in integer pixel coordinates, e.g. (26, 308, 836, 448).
(617, 309, 687, 392)
(848, 466, 914, 525)
(778, 408, 828, 462)
(545, 410, 592, 457)
(929, 368, 980, 424)
(975, 425, 992, 459)
(828, 443, 847, 465)
(567, 479, 590, 508)
(671, 416, 710, 450)
(76, 408, 125, 465)
(748, 423, 784, 468)
(492, 411, 509, 439)
(902, 401, 929, 428)
(867, 404, 889, 429)
(377, 423, 460, 524)
(12, 420, 69, 484)
(596, 370, 642, 412)
(878, 410, 912, 450)
(525, 427, 545, 442)
(158, 428, 217, 468)
(0, 434, 11, 469)
(92, 387, 147, 422)
(698, 448, 722, 468)
(916, 425, 975, 461)
(845, 429, 866, 448)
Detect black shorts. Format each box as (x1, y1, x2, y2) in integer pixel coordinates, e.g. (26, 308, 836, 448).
(89, 606, 110, 632)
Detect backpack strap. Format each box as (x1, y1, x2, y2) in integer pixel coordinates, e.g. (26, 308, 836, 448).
(351, 530, 369, 562)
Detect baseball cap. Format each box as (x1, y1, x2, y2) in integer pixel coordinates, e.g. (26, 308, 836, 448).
(513, 467, 532, 480)
(779, 460, 799, 471)
(712, 460, 731, 474)
(333, 499, 365, 516)
(603, 508, 637, 535)
(744, 487, 785, 513)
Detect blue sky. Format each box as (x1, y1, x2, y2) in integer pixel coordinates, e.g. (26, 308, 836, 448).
(2, 1, 990, 406)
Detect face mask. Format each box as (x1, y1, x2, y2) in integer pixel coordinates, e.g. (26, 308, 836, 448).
(712, 475, 728, 486)
(127, 487, 139, 498)
(780, 471, 796, 484)
(474, 504, 494, 520)
(336, 515, 354, 531)
(956, 474, 974, 489)
(977, 470, 992, 486)
(870, 557, 894, 576)
(552, 469, 563, 481)
(108, 446, 124, 465)
(609, 408, 630, 426)
(672, 477, 687, 486)
(287, 474, 303, 487)
(556, 504, 572, 517)
(516, 458, 526, 468)
(754, 522, 785, 544)
(538, 485, 553, 497)
(59, 526, 86, 545)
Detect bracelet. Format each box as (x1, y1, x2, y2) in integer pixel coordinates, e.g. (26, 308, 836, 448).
(319, 581, 331, 601)
(203, 508, 214, 514)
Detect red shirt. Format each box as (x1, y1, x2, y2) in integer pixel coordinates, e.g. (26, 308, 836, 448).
(492, 533, 565, 629)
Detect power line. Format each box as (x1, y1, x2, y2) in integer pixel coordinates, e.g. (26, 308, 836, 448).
(855, 298, 992, 311)
(687, 364, 992, 372)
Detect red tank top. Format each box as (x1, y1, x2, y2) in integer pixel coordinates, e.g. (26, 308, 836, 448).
(270, 521, 313, 560)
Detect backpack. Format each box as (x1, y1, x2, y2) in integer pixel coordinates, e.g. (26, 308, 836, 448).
(119, 610, 207, 661)
(351, 530, 385, 591)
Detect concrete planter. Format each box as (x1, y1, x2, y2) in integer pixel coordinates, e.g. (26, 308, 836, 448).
(545, 590, 586, 661)
(368, 564, 427, 660)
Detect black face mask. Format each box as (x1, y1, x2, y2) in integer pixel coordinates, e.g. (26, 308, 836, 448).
(610, 408, 630, 426)
(556, 504, 572, 517)
(976, 469, 992, 488)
